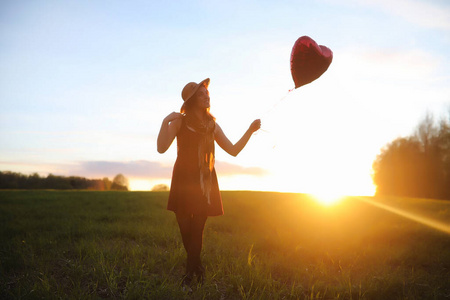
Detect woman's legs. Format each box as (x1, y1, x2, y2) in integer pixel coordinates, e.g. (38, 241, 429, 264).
(190, 214, 207, 282)
(176, 212, 207, 283)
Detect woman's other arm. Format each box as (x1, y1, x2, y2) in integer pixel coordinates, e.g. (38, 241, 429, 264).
(215, 119, 261, 157)
(157, 112, 183, 153)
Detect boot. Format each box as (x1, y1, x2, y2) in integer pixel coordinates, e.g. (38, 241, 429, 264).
(195, 264, 205, 285)
(181, 273, 193, 286)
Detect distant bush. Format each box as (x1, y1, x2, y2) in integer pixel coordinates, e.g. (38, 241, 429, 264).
(151, 184, 169, 191)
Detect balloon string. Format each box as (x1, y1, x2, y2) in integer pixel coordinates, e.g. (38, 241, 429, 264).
(256, 87, 295, 149)
(261, 88, 294, 120)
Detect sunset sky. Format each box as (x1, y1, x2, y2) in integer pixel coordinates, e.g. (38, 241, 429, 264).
(1, 0, 449, 195)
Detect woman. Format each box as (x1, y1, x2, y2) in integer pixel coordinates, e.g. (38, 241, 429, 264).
(157, 78, 261, 285)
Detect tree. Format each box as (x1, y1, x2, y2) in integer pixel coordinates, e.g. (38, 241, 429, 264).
(103, 177, 112, 191)
(437, 116, 450, 199)
(372, 114, 450, 200)
(28, 173, 42, 189)
(111, 174, 129, 191)
(45, 174, 72, 190)
(0, 171, 20, 189)
(0, 171, 116, 191)
(372, 137, 423, 197)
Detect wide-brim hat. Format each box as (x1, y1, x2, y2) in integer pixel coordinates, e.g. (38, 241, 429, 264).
(180, 78, 210, 112)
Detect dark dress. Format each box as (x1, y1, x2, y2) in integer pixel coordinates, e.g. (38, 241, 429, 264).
(167, 117, 223, 216)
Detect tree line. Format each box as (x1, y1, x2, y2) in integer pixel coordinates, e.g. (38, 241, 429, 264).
(0, 172, 129, 191)
(372, 113, 450, 200)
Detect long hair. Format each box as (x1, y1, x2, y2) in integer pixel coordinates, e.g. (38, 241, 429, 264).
(179, 85, 216, 204)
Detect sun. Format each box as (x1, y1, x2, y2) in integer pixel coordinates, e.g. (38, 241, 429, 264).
(129, 179, 152, 191)
(311, 191, 344, 206)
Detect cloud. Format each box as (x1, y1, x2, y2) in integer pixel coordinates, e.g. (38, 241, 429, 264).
(1, 159, 269, 179)
(74, 160, 172, 179)
(215, 161, 268, 176)
(357, 0, 450, 30)
(72, 160, 268, 179)
(337, 47, 441, 83)
(0, 161, 75, 177)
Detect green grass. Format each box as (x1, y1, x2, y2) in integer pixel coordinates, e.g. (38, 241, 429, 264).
(0, 191, 449, 299)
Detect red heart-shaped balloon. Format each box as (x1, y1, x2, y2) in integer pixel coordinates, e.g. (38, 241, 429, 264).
(290, 36, 333, 88)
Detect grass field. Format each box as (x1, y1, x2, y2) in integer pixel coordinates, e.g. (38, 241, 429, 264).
(0, 191, 449, 299)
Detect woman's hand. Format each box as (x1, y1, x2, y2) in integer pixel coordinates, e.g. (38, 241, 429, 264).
(249, 119, 261, 133)
(164, 112, 183, 124)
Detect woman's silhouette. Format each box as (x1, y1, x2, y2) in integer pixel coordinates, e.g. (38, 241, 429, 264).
(157, 78, 261, 286)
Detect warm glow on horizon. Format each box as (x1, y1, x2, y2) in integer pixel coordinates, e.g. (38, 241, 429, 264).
(129, 179, 152, 191)
(129, 178, 171, 191)
(210, 82, 380, 197)
(311, 192, 345, 206)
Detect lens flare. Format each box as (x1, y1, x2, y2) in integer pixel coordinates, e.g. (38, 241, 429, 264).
(356, 197, 450, 235)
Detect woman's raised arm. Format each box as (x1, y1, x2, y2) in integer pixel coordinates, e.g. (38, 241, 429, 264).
(215, 119, 261, 157)
(157, 112, 183, 153)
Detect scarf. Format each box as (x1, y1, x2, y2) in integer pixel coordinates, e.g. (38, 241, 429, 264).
(185, 115, 215, 204)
